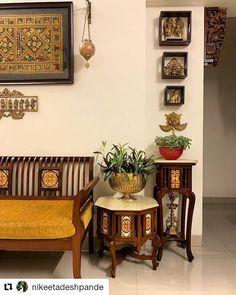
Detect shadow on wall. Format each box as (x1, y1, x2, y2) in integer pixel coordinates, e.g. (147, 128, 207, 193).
(203, 17, 236, 198)
(144, 142, 157, 197)
(217, 17, 236, 132)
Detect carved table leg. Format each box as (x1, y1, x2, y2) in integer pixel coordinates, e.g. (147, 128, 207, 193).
(97, 208, 105, 258)
(179, 194, 187, 249)
(152, 234, 160, 270)
(186, 192, 195, 262)
(156, 192, 164, 261)
(109, 241, 117, 278)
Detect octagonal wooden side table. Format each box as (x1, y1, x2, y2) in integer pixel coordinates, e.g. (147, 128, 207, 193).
(95, 195, 160, 278)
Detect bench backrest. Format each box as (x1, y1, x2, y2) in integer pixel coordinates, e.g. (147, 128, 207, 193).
(0, 156, 94, 197)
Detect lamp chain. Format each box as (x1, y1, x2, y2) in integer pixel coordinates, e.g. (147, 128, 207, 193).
(81, 2, 91, 41)
(79, 0, 95, 68)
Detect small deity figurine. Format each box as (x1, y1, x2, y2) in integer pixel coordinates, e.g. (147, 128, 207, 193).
(19, 99, 24, 110)
(163, 17, 173, 38)
(0, 99, 6, 110)
(30, 99, 37, 110)
(163, 17, 184, 40)
(14, 99, 19, 110)
(165, 57, 184, 76)
(175, 17, 184, 38)
(169, 89, 180, 104)
(8, 99, 12, 110)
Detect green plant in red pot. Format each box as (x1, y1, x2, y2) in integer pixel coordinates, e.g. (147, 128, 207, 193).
(155, 134, 191, 160)
(155, 112, 192, 160)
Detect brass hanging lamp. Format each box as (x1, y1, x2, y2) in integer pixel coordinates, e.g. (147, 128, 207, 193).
(79, 0, 95, 68)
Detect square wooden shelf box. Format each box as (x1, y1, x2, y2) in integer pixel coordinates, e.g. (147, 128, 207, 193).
(162, 52, 188, 79)
(164, 86, 185, 106)
(159, 11, 192, 46)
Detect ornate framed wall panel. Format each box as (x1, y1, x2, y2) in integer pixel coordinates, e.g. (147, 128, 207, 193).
(204, 7, 227, 66)
(0, 2, 74, 84)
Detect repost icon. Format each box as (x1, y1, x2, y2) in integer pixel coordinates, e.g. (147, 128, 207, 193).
(4, 283, 13, 291)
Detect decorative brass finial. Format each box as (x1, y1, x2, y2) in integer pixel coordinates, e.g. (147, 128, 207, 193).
(159, 112, 187, 134)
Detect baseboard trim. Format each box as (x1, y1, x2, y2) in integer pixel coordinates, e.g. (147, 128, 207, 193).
(192, 235, 202, 247)
(204, 197, 236, 204)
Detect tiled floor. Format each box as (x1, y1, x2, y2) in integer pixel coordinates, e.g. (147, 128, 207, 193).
(0, 202, 236, 295)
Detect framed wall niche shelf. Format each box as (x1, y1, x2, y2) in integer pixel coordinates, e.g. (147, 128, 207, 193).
(162, 52, 188, 79)
(159, 11, 192, 46)
(164, 86, 185, 106)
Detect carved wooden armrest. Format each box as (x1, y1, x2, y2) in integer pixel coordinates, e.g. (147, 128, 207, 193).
(73, 176, 99, 227)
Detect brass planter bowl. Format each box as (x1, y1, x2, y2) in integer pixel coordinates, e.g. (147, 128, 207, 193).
(109, 173, 146, 200)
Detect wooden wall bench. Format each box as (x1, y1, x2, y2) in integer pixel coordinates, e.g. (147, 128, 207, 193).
(0, 156, 99, 278)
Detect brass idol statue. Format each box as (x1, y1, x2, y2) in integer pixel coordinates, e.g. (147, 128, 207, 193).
(163, 17, 184, 40)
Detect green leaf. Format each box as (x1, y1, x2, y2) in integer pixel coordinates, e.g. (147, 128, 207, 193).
(155, 135, 192, 150)
(94, 141, 155, 181)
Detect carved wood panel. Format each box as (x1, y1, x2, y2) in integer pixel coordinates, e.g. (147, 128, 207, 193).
(205, 7, 227, 66)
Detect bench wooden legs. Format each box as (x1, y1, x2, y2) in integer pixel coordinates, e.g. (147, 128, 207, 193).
(72, 235, 82, 279)
(72, 218, 94, 278)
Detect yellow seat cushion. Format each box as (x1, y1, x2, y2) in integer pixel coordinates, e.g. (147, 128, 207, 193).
(0, 200, 93, 240)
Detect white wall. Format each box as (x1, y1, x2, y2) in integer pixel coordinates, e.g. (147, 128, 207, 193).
(147, 0, 236, 17)
(0, 0, 205, 240)
(146, 7, 204, 239)
(204, 18, 236, 198)
(0, 0, 146, 196)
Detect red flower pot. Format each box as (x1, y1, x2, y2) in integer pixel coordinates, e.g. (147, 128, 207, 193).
(159, 146, 183, 160)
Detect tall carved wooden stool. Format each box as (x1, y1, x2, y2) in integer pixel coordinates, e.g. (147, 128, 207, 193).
(154, 159, 197, 262)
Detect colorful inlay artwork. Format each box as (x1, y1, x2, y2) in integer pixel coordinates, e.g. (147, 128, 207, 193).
(121, 215, 132, 238)
(0, 169, 9, 189)
(171, 169, 181, 189)
(41, 169, 60, 189)
(102, 212, 108, 235)
(145, 214, 152, 235)
(0, 14, 63, 74)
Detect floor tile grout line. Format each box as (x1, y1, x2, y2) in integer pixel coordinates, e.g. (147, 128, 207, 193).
(193, 248, 231, 253)
(203, 222, 233, 252)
